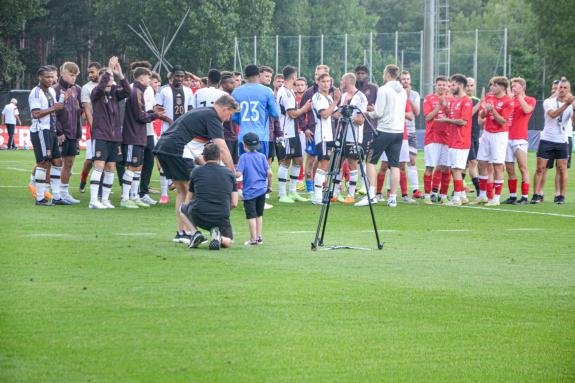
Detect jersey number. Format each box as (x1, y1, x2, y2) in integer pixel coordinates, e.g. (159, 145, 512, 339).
(174, 105, 185, 115)
(240, 101, 260, 122)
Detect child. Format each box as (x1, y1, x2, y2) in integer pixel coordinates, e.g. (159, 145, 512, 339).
(236, 132, 272, 245)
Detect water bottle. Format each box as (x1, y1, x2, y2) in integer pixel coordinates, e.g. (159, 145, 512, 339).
(58, 90, 65, 104)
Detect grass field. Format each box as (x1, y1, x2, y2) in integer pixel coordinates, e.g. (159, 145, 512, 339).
(1, 150, 574, 382)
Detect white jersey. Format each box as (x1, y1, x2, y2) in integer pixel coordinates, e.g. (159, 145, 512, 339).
(28, 86, 56, 132)
(144, 86, 156, 136)
(2, 103, 19, 125)
(192, 86, 227, 109)
(277, 86, 297, 138)
(156, 85, 194, 133)
(541, 97, 573, 143)
(81, 81, 98, 104)
(405, 90, 420, 133)
(339, 90, 368, 144)
(312, 92, 334, 143)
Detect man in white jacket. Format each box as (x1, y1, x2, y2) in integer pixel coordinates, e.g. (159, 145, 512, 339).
(356, 64, 406, 207)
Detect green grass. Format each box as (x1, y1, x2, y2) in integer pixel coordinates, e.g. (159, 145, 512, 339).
(1, 150, 574, 382)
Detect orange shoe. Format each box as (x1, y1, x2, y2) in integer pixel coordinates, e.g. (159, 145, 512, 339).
(343, 195, 356, 204)
(330, 196, 338, 203)
(44, 191, 53, 200)
(28, 183, 37, 199)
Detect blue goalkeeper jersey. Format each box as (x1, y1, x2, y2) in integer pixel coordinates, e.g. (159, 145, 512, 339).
(232, 83, 279, 142)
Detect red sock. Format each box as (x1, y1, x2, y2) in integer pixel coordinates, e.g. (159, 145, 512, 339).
(479, 177, 487, 192)
(521, 182, 530, 197)
(487, 182, 494, 200)
(508, 178, 518, 194)
(494, 180, 503, 196)
(400, 171, 408, 196)
(342, 162, 350, 182)
(376, 173, 385, 194)
(432, 169, 442, 192)
(81, 170, 89, 183)
(453, 179, 464, 192)
(298, 164, 304, 181)
(440, 171, 451, 195)
(238, 180, 243, 190)
(424, 174, 432, 194)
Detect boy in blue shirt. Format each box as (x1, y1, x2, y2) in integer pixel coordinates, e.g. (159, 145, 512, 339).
(236, 132, 272, 245)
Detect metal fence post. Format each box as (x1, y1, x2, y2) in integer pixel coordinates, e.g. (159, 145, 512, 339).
(320, 34, 324, 64)
(447, 29, 451, 76)
(395, 31, 399, 64)
(253, 35, 257, 64)
(344, 33, 348, 73)
(369, 32, 373, 83)
(298, 34, 302, 75)
(275, 35, 279, 75)
(234, 37, 237, 72)
(503, 28, 508, 77)
(473, 29, 478, 86)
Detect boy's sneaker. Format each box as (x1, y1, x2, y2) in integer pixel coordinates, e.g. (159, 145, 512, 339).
(375, 193, 384, 202)
(279, 195, 295, 203)
(530, 194, 543, 204)
(555, 195, 565, 205)
(159, 195, 169, 204)
(209, 227, 221, 250)
(289, 193, 309, 202)
(121, 199, 139, 209)
(173, 232, 191, 244)
(188, 231, 206, 248)
(503, 196, 517, 205)
(35, 198, 54, 206)
(402, 195, 416, 204)
(101, 200, 115, 209)
(244, 239, 259, 246)
(89, 200, 107, 209)
(257, 236, 263, 245)
(387, 198, 397, 208)
(513, 197, 529, 205)
(264, 202, 273, 210)
(53, 198, 72, 205)
(132, 197, 150, 208)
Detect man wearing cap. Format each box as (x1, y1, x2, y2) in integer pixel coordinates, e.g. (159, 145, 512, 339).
(2, 98, 22, 149)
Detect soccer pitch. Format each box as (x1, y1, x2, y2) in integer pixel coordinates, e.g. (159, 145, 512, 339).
(1, 150, 574, 382)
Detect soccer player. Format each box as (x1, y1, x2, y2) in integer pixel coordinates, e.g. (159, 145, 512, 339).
(475, 76, 513, 206)
(154, 95, 238, 243)
(275, 74, 286, 94)
(310, 73, 340, 205)
(532, 79, 574, 204)
(259, 66, 274, 87)
(121, 67, 163, 208)
(276, 65, 313, 203)
(54, 61, 83, 205)
(28, 66, 65, 206)
(79, 62, 101, 193)
(504, 77, 536, 205)
(233, 71, 243, 88)
(422, 76, 451, 204)
(436, 74, 473, 206)
(355, 65, 379, 163)
(88, 59, 131, 209)
(465, 77, 481, 195)
(2, 98, 21, 149)
(220, 71, 239, 165)
(356, 64, 407, 207)
(400, 70, 422, 198)
(155, 65, 194, 203)
(193, 69, 227, 108)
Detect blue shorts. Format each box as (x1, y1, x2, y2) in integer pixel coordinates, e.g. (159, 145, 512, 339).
(305, 139, 317, 156)
(239, 140, 269, 157)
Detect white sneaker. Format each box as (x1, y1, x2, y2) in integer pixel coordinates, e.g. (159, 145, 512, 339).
(387, 199, 397, 208)
(89, 200, 107, 209)
(354, 195, 378, 207)
(140, 194, 157, 205)
(401, 196, 416, 204)
(311, 198, 324, 205)
(264, 202, 273, 210)
(101, 200, 115, 208)
(63, 194, 81, 204)
(132, 197, 150, 207)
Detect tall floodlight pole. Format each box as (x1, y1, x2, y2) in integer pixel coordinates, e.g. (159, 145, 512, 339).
(422, 0, 435, 96)
(503, 28, 508, 77)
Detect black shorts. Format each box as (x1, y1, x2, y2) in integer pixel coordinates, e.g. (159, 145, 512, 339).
(182, 203, 233, 239)
(31, 130, 61, 163)
(368, 132, 403, 167)
(123, 144, 144, 167)
(60, 138, 79, 157)
(156, 154, 195, 181)
(268, 140, 276, 161)
(276, 136, 303, 161)
(538, 139, 569, 162)
(467, 138, 479, 161)
(243, 193, 266, 219)
(315, 141, 334, 161)
(343, 142, 362, 160)
(93, 140, 121, 163)
(226, 139, 239, 165)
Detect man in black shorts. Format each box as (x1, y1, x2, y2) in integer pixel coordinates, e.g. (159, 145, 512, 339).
(180, 143, 238, 250)
(154, 94, 238, 243)
(221, 71, 239, 165)
(465, 77, 481, 194)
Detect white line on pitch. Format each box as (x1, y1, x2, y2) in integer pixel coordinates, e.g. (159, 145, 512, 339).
(457, 205, 575, 218)
(2, 167, 29, 172)
(115, 233, 156, 236)
(0, 185, 26, 188)
(434, 229, 471, 232)
(506, 228, 545, 231)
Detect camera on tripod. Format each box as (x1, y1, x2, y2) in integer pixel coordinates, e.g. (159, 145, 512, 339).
(338, 104, 355, 119)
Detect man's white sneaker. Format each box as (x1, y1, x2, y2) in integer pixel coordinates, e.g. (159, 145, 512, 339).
(101, 200, 115, 208)
(63, 194, 81, 204)
(354, 196, 378, 207)
(140, 194, 157, 205)
(89, 200, 108, 209)
(387, 199, 397, 208)
(401, 196, 416, 204)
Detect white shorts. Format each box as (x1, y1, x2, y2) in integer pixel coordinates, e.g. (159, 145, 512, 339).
(505, 139, 528, 162)
(182, 140, 206, 160)
(380, 139, 410, 163)
(85, 139, 94, 160)
(448, 148, 470, 170)
(424, 142, 449, 167)
(477, 131, 509, 164)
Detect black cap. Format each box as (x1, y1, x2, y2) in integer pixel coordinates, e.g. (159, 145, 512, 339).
(243, 132, 261, 150)
(244, 64, 260, 78)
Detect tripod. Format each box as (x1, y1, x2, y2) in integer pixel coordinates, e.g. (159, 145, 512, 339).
(311, 105, 384, 251)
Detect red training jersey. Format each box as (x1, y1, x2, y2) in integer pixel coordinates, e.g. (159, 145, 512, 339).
(508, 95, 536, 140)
(481, 93, 513, 133)
(447, 95, 473, 149)
(423, 93, 450, 145)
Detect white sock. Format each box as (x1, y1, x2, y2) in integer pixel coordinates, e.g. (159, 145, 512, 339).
(314, 169, 326, 201)
(348, 170, 358, 197)
(102, 171, 114, 202)
(130, 171, 141, 200)
(333, 171, 342, 197)
(453, 191, 461, 201)
(289, 165, 300, 195)
(368, 186, 376, 199)
(34, 167, 47, 201)
(90, 168, 103, 203)
(278, 165, 288, 197)
(121, 169, 134, 201)
(159, 170, 168, 197)
(50, 166, 62, 200)
(61, 183, 69, 198)
(408, 165, 419, 191)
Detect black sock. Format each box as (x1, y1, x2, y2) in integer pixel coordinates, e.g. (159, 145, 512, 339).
(472, 177, 480, 194)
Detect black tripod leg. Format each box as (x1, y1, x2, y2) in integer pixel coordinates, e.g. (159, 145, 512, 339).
(357, 157, 384, 250)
